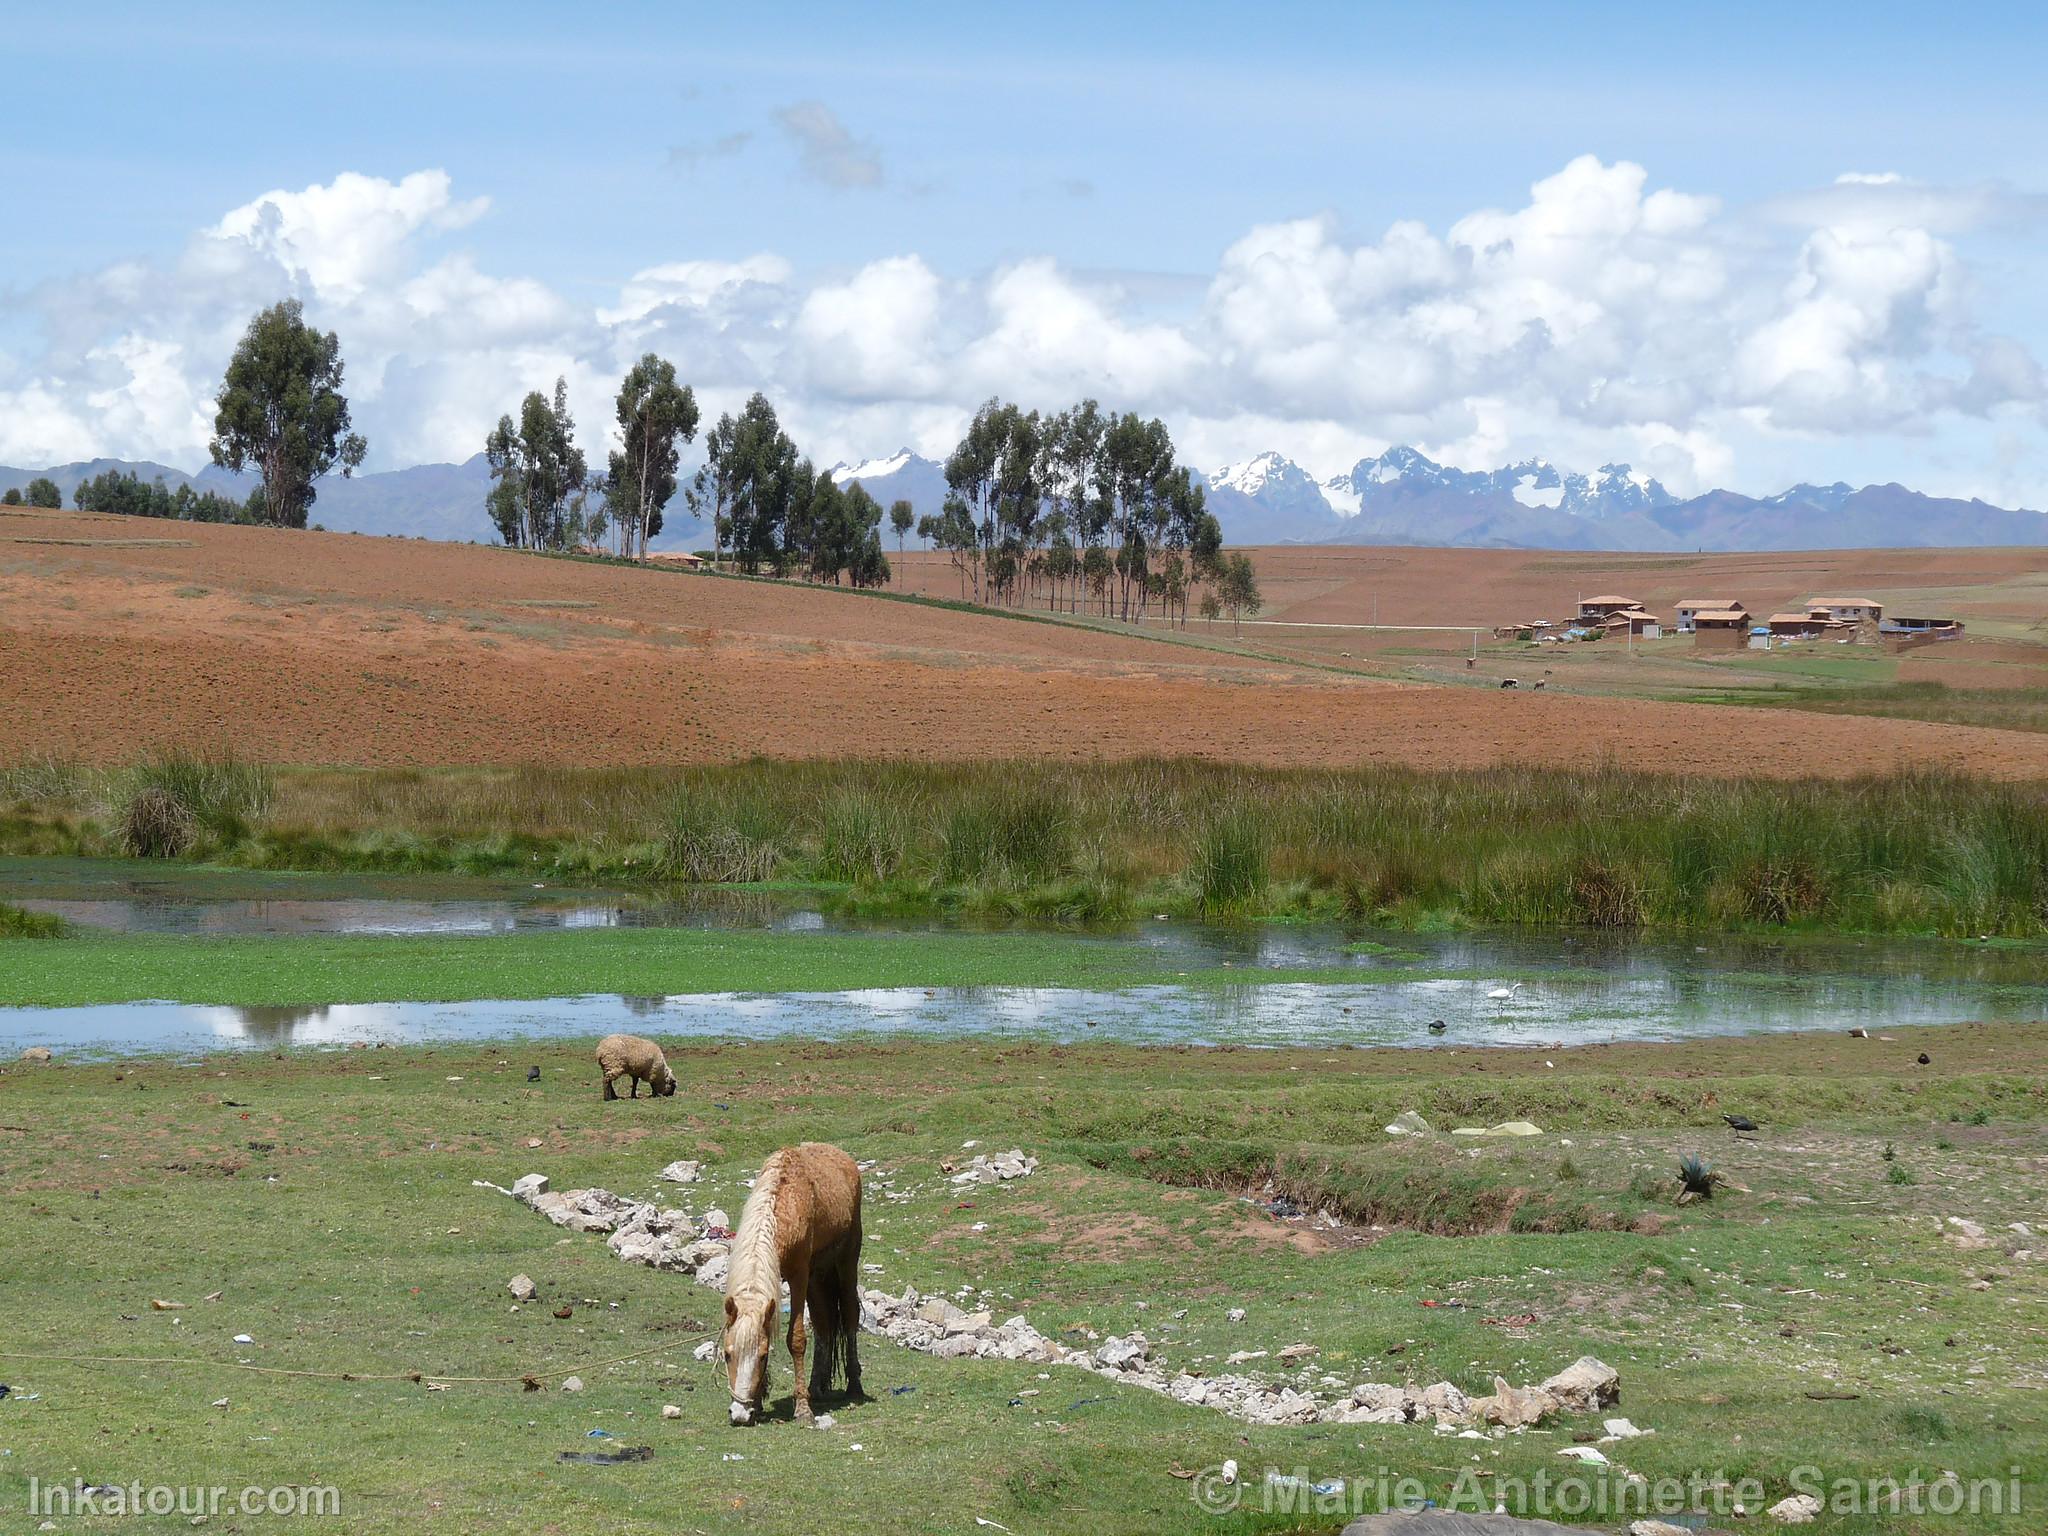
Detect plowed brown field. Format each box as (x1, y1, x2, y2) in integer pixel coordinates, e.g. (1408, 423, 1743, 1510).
(8, 507, 2048, 776)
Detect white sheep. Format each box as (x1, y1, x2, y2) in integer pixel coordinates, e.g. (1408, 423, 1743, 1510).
(594, 1033, 678, 1101)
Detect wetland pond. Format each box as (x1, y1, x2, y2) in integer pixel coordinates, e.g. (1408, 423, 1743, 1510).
(4, 857, 2042, 1056)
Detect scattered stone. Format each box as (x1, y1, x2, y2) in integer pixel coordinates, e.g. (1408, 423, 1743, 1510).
(491, 1165, 1617, 1433)
(510, 1173, 549, 1202)
(1473, 1376, 1557, 1428)
(1540, 1355, 1620, 1412)
(1767, 1493, 1821, 1524)
(508, 1274, 537, 1302)
(1093, 1334, 1150, 1371)
(1629, 1522, 1695, 1536)
(560, 1376, 583, 1393)
(703, 1208, 732, 1231)
(658, 1160, 702, 1184)
(948, 1149, 1038, 1185)
(1944, 1217, 1992, 1249)
(661, 1404, 682, 1420)
(1450, 1120, 1544, 1138)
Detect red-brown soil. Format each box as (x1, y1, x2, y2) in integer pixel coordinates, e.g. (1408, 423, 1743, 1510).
(8, 507, 2048, 775)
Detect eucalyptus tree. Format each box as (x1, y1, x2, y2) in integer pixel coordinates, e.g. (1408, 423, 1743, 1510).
(608, 353, 699, 561)
(484, 377, 587, 550)
(695, 393, 800, 574)
(943, 398, 1042, 605)
(209, 299, 366, 529)
(888, 498, 915, 579)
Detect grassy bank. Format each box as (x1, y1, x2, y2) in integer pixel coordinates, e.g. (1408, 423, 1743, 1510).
(1, 1028, 2041, 1534)
(0, 925, 1371, 1008)
(1691, 680, 2048, 736)
(10, 755, 2048, 938)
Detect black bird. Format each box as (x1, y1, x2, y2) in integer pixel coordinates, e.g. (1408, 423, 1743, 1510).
(1723, 1113, 1758, 1135)
(1917, 1052, 1932, 1066)
(1427, 1019, 1448, 1035)
(526, 1065, 541, 1082)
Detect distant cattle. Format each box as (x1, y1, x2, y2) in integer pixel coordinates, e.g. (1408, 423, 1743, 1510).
(1500, 678, 1518, 689)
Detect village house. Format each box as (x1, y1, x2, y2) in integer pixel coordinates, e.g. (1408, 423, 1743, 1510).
(1806, 596, 1883, 625)
(1577, 594, 1643, 623)
(1674, 598, 1742, 633)
(1765, 610, 1839, 638)
(1603, 609, 1662, 638)
(1689, 607, 1751, 649)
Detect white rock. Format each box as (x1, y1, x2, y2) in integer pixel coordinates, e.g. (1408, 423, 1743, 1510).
(560, 1376, 583, 1393)
(1767, 1493, 1822, 1524)
(510, 1173, 550, 1202)
(507, 1274, 537, 1302)
(658, 1160, 702, 1184)
(661, 1404, 682, 1419)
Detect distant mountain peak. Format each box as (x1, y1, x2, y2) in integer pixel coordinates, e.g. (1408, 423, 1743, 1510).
(830, 448, 922, 486)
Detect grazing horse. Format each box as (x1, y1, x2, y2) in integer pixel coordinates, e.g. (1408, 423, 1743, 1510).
(722, 1142, 865, 1424)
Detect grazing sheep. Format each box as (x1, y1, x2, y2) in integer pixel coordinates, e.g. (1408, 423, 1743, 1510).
(595, 1033, 677, 1101)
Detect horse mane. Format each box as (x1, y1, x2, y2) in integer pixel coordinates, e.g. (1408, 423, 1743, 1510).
(728, 1149, 786, 1305)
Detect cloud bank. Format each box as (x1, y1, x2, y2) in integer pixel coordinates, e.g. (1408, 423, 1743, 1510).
(2, 156, 2043, 499)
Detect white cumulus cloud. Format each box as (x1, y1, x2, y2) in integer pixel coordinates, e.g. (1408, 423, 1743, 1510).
(2, 158, 2044, 504)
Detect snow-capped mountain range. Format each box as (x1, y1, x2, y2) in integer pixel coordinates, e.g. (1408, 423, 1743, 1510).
(7, 445, 2042, 552)
(830, 445, 2048, 552)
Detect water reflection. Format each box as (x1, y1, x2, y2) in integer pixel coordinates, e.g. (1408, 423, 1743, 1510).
(7, 959, 2041, 1058)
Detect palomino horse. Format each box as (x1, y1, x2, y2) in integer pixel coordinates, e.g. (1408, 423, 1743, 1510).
(721, 1141, 865, 1424)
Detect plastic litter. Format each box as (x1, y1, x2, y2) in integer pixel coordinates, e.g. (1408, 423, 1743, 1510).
(558, 1447, 652, 1465)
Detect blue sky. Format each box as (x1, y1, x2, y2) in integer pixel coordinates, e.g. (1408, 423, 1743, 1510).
(6, 2, 2048, 505)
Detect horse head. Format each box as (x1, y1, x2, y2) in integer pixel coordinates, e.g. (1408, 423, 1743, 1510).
(723, 1291, 775, 1423)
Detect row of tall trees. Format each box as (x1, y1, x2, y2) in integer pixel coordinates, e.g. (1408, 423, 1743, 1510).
(52, 299, 1258, 631)
(2, 477, 62, 508)
(686, 393, 889, 586)
(72, 469, 253, 523)
(922, 398, 1224, 626)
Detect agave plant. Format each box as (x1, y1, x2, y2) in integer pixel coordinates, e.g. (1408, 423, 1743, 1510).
(1676, 1153, 1720, 1203)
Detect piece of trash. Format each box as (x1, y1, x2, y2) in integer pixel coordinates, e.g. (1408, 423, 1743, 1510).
(974, 1521, 1012, 1533)
(888, 1385, 917, 1396)
(210, 1397, 229, 1408)
(232, 1334, 254, 1345)
(150, 1299, 185, 1311)
(812, 1413, 835, 1429)
(425, 1383, 451, 1392)
(1220, 1459, 1238, 1485)
(587, 1428, 616, 1439)
(559, 1447, 652, 1465)
(722, 1453, 745, 1462)
(202, 1291, 223, 1303)
(692, 1340, 717, 1362)
(1556, 1446, 1608, 1464)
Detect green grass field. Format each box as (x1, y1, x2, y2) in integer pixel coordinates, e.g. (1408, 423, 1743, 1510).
(2, 1028, 2042, 1533)
(13, 756, 2048, 938)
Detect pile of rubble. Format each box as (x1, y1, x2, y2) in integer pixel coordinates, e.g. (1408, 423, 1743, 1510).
(484, 1167, 1617, 1432)
(946, 1148, 1037, 1186)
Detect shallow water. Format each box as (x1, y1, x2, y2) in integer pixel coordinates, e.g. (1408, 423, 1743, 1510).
(5, 857, 2043, 1056)
(6, 965, 2042, 1058)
